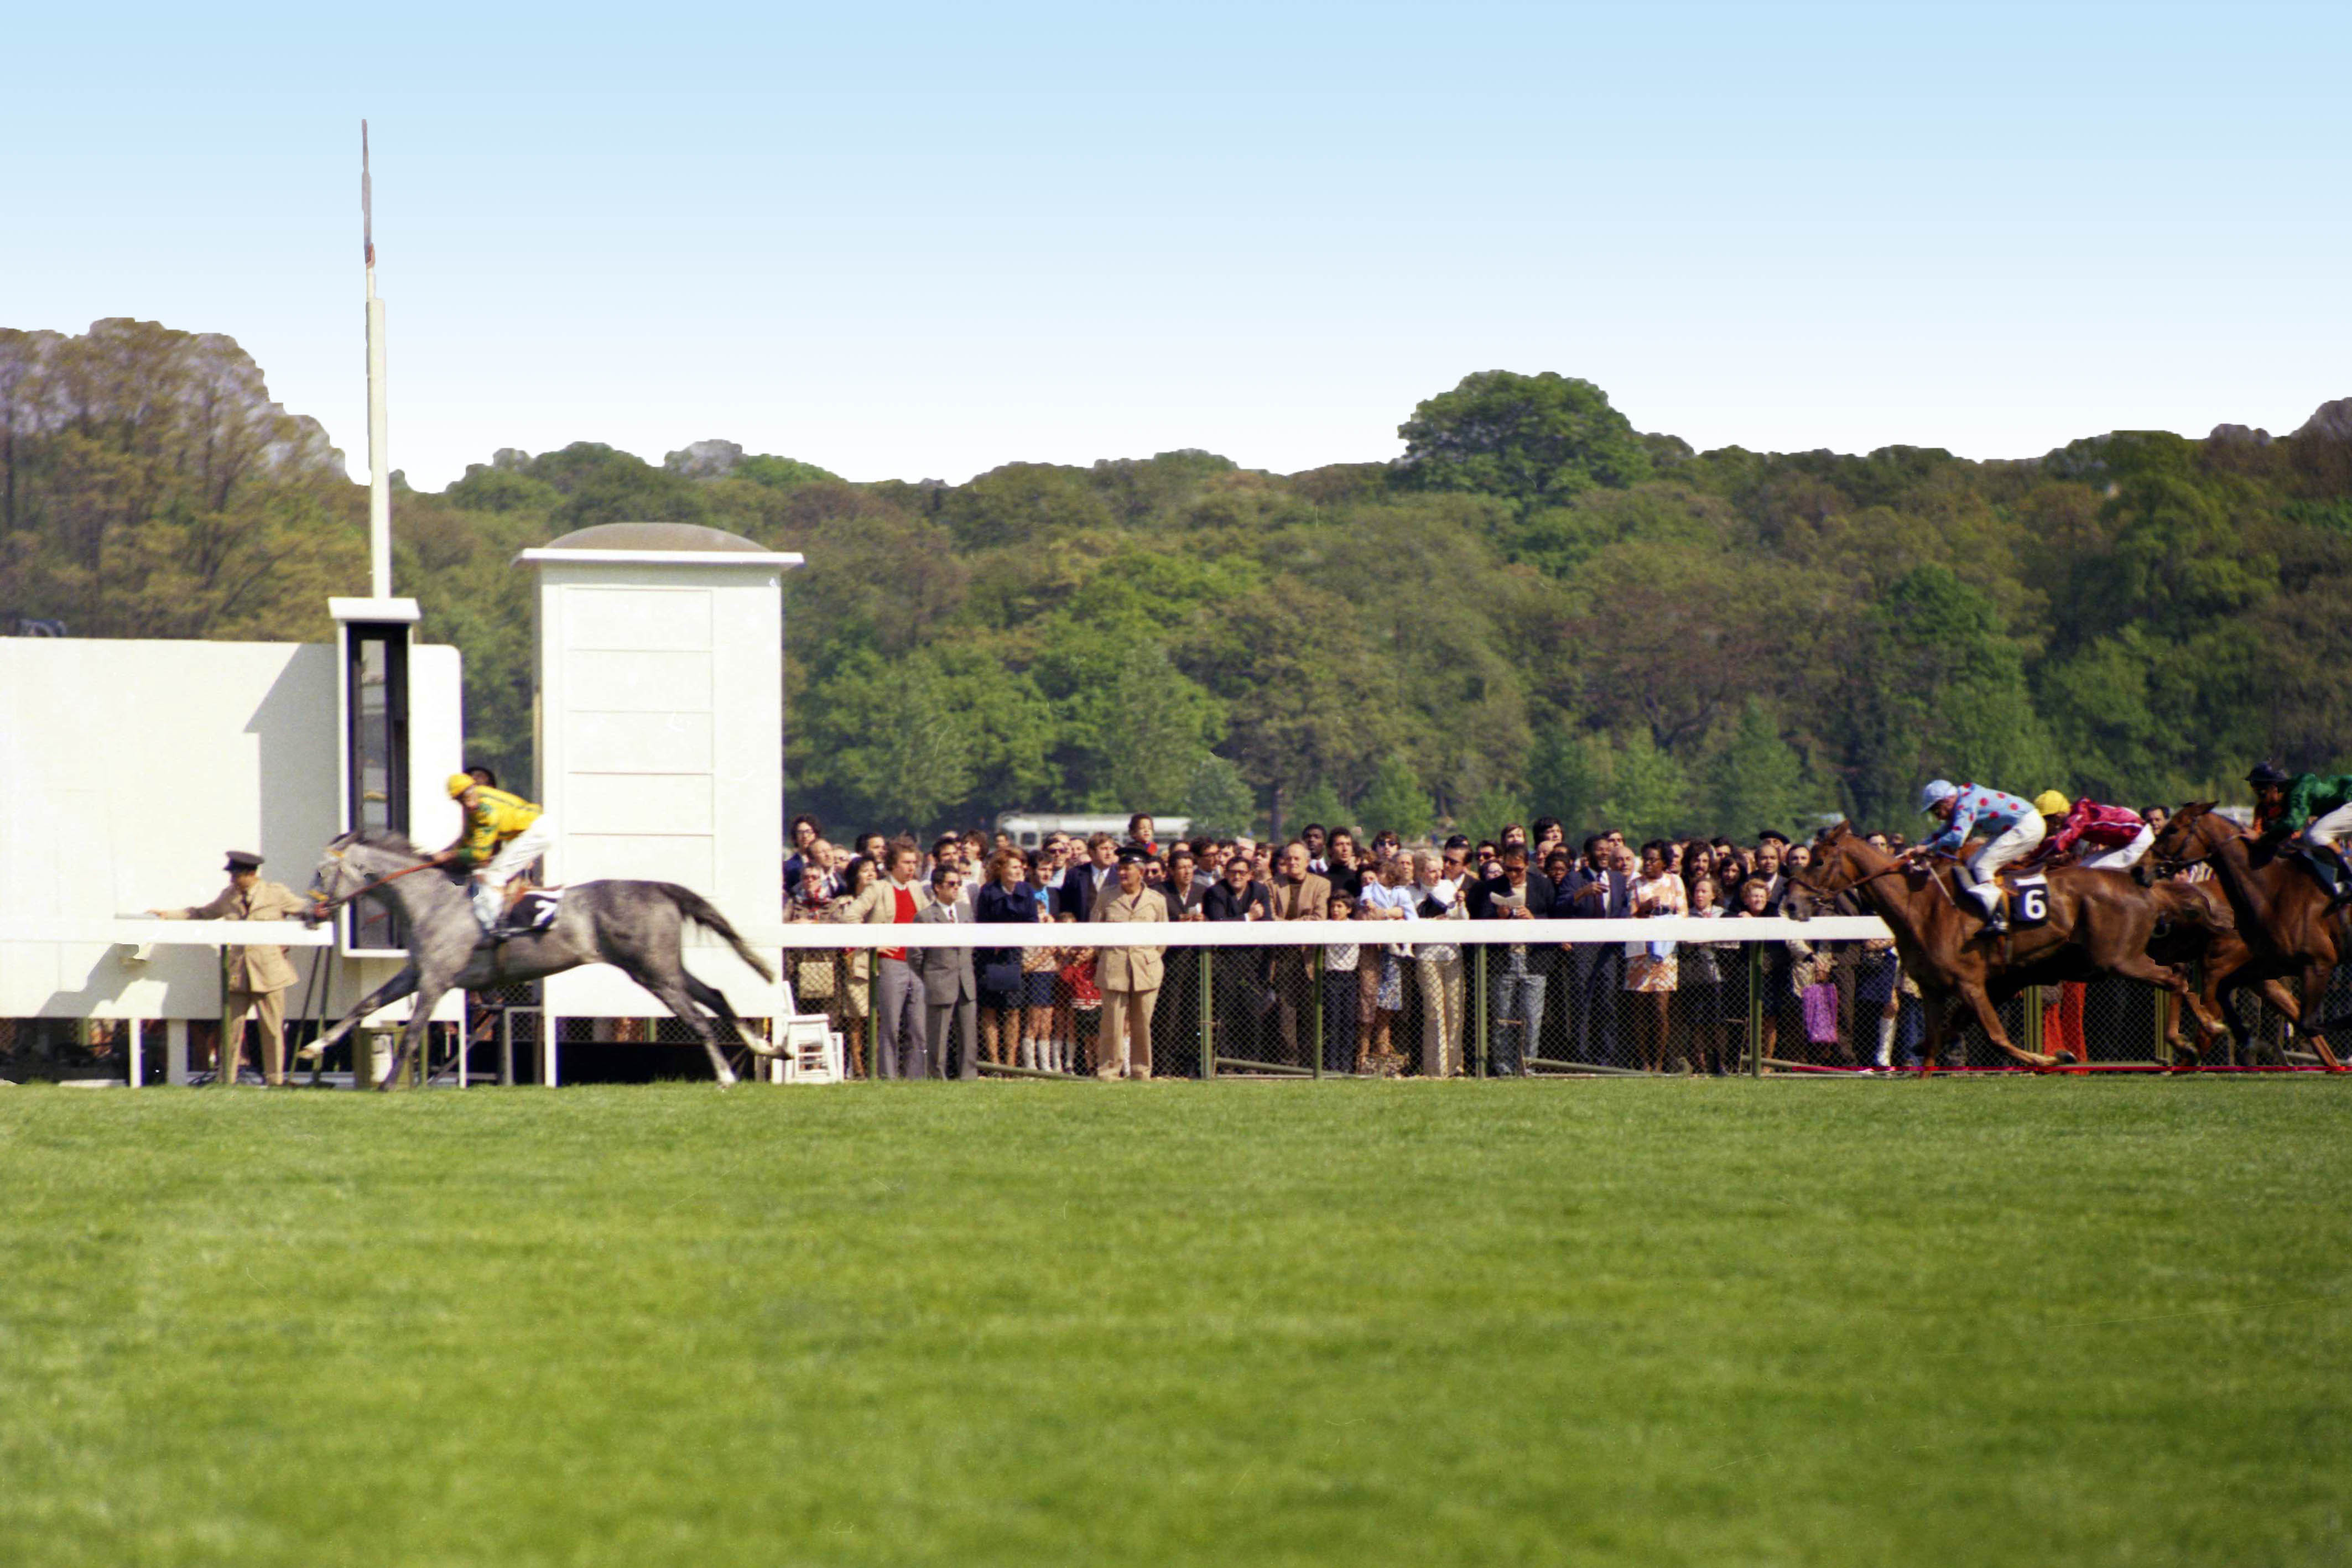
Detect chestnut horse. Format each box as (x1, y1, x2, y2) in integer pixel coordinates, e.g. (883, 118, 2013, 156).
(2148, 803, 2349, 1071)
(1786, 822, 2228, 1068)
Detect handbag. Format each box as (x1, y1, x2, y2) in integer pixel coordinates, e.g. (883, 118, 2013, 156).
(794, 954, 837, 1002)
(980, 957, 1023, 994)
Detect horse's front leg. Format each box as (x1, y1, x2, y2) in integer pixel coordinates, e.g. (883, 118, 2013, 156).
(305, 967, 420, 1061)
(1918, 988, 1953, 1074)
(2297, 960, 2344, 1071)
(379, 980, 452, 1091)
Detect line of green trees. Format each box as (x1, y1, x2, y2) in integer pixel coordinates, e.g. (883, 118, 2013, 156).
(6, 324, 2349, 839)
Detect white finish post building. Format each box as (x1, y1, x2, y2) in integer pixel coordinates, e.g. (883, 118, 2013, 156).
(0, 634, 466, 1080)
(517, 523, 802, 1082)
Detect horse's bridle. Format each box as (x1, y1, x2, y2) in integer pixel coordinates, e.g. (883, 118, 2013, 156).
(1787, 843, 1954, 919)
(2147, 811, 2223, 881)
(305, 848, 443, 921)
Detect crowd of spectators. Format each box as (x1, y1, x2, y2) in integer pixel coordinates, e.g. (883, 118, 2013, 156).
(774, 808, 2177, 1079)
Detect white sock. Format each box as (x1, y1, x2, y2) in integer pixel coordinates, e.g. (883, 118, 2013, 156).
(1876, 1016, 1896, 1067)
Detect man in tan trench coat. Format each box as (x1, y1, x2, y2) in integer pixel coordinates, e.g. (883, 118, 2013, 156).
(152, 851, 306, 1085)
(1089, 849, 1165, 1080)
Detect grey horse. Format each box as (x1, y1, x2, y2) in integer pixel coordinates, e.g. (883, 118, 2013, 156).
(306, 829, 774, 1088)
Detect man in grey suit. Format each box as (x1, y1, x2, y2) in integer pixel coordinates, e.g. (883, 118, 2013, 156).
(913, 864, 981, 1080)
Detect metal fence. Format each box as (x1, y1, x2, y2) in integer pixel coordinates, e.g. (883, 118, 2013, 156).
(769, 916, 2352, 1080)
(27, 916, 2329, 1087)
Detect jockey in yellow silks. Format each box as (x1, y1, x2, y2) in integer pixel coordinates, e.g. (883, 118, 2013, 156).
(430, 774, 554, 931)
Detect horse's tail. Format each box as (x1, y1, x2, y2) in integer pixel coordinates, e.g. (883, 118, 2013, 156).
(657, 884, 778, 983)
(2153, 879, 2235, 934)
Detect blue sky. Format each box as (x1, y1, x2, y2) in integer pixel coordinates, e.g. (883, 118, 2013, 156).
(4, 2, 2345, 488)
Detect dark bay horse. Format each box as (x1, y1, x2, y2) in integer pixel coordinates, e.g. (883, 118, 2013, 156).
(1786, 821, 2228, 1068)
(2150, 803, 2349, 1071)
(306, 830, 776, 1088)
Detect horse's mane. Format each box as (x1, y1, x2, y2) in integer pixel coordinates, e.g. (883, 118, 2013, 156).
(350, 827, 424, 857)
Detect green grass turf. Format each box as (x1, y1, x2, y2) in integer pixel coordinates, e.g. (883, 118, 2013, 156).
(1, 1080, 2347, 1567)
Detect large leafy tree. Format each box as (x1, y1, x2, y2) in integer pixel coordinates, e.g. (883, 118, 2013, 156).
(1358, 757, 1434, 840)
(1836, 565, 2059, 825)
(1697, 699, 1830, 838)
(1183, 755, 1257, 837)
(0, 319, 360, 640)
(1396, 371, 1653, 508)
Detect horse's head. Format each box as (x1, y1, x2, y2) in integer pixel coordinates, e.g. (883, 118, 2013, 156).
(2149, 801, 2221, 874)
(1783, 820, 1870, 920)
(307, 831, 368, 916)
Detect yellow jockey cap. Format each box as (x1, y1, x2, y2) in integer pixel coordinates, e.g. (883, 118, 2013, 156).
(446, 773, 478, 799)
(2032, 789, 2071, 817)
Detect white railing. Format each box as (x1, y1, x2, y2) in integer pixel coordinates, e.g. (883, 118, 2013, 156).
(752, 916, 1895, 947)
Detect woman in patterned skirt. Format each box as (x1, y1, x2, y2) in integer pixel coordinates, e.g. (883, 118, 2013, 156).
(1625, 840, 1688, 1072)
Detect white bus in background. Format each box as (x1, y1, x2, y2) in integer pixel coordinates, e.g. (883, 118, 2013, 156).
(993, 812, 1191, 850)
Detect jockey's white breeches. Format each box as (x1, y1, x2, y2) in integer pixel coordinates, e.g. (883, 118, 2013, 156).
(473, 818, 555, 927)
(2301, 803, 2352, 852)
(2079, 824, 2155, 871)
(1964, 814, 2047, 910)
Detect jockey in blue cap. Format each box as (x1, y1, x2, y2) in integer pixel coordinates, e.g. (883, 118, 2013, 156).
(1913, 778, 2045, 934)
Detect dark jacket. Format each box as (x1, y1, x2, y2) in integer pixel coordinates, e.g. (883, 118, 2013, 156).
(1162, 877, 1210, 921)
(1471, 869, 1556, 920)
(1202, 879, 1273, 923)
(1057, 863, 1117, 923)
(973, 879, 1036, 981)
(1560, 864, 1631, 919)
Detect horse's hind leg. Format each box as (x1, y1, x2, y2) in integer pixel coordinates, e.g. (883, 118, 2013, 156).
(638, 974, 738, 1087)
(2256, 977, 2303, 1025)
(1964, 981, 2054, 1069)
(2104, 952, 2205, 1056)
(683, 971, 763, 1057)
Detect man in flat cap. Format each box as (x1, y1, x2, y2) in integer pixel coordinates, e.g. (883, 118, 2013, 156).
(1089, 846, 1167, 1080)
(150, 852, 308, 1085)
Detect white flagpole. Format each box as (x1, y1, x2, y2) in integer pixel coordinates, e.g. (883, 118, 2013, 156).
(363, 119, 391, 600)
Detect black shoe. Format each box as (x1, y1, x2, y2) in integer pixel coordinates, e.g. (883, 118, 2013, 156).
(1981, 911, 2008, 935)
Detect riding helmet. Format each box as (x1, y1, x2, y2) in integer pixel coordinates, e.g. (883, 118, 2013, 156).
(1917, 779, 1958, 814)
(2032, 790, 2071, 817)
(446, 773, 477, 798)
(2245, 760, 2291, 786)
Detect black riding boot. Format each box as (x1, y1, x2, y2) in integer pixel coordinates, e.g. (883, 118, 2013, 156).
(2318, 850, 2352, 904)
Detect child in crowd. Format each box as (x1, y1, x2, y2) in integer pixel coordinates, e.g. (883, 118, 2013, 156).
(1857, 935, 1903, 1071)
(1321, 890, 1362, 1074)
(1053, 911, 1098, 1075)
(1683, 874, 1729, 1075)
(1719, 876, 1778, 1071)
(1019, 864, 1059, 1070)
